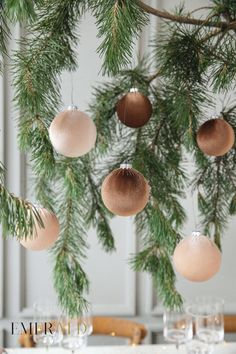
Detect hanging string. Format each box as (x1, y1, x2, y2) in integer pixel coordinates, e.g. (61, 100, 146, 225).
(70, 71, 74, 105)
(191, 187, 198, 232)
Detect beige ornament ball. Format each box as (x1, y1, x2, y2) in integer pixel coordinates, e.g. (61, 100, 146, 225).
(197, 118, 235, 156)
(20, 208, 60, 251)
(173, 232, 222, 282)
(49, 106, 97, 158)
(101, 164, 150, 216)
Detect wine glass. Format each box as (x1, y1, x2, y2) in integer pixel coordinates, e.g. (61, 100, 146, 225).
(188, 296, 224, 346)
(78, 304, 93, 337)
(33, 300, 63, 350)
(61, 317, 88, 354)
(186, 339, 213, 354)
(163, 309, 193, 349)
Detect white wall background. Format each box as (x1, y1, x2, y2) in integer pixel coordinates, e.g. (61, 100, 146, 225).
(1, 0, 236, 347)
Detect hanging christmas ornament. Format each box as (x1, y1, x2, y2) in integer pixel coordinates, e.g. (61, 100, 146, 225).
(116, 88, 152, 128)
(20, 208, 60, 251)
(101, 164, 150, 216)
(173, 232, 221, 282)
(49, 105, 97, 158)
(197, 117, 235, 156)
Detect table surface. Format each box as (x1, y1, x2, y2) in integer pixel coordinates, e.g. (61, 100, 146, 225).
(5, 343, 236, 354)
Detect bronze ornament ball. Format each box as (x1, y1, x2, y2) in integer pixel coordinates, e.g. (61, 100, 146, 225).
(101, 164, 150, 216)
(173, 232, 222, 282)
(116, 88, 153, 128)
(197, 118, 235, 156)
(20, 208, 60, 251)
(49, 105, 97, 158)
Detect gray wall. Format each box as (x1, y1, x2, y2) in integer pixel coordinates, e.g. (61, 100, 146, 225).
(1, 0, 236, 347)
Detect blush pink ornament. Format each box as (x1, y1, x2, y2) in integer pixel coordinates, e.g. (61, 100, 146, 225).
(49, 105, 97, 158)
(173, 232, 222, 282)
(20, 208, 60, 251)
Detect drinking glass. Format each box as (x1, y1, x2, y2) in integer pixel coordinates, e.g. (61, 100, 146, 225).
(61, 317, 88, 354)
(163, 309, 193, 349)
(33, 300, 63, 350)
(188, 296, 224, 345)
(186, 339, 213, 354)
(78, 304, 93, 336)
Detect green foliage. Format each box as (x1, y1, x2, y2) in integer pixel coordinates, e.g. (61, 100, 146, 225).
(0, 163, 42, 240)
(2, 0, 236, 315)
(4, 0, 36, 22)
(92, 0, 149, 75)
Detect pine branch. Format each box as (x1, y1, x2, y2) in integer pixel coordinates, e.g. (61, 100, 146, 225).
(0, 163, 42, 239)
(92, 0, 149, 74)
(52, 161, 89, 315)
(137, 1, 236, 29)
(4, 0, 36, 23)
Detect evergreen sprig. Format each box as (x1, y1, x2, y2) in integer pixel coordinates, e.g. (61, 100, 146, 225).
(1, 0, 236, 315)
(92, 0, 149, 75)
(0, 163, 42, 239)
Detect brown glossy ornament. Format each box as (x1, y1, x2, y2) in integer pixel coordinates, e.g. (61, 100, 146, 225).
(20, 208, 60, 251)
(101, 164, 150, 216)
(173, 232, 222, 282)
(116, 88, 152, 128)
(49, 105, 97, 158)
(197, 118, 235, 156)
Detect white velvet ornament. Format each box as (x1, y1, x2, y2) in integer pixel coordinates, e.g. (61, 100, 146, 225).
(173, 232, 222, 282)
(20, 208, 60, 251)
(49, 106, 97, 157)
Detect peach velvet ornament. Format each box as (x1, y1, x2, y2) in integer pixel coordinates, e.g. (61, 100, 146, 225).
(20, 208, 60, 251)
(101, 164, 150, 216)
(116, 88, 152, 128)
(197, 118, 235, 156)
(49, 106, 97, 157)
(173, 233, 222, 282)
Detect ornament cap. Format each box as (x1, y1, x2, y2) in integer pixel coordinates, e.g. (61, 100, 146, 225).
(129, 87, 139, 93)
(211, 114, 221, 120)
(67, 104, 78, 111)
(191, 231, 201, 238)
(120, 163, 132, 169)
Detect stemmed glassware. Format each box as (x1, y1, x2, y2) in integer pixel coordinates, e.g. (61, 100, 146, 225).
(187, 296, 224, 353)
(61, 304, 93, 354)
(33, 300, 63, 350)
(163, 309, 193, 349)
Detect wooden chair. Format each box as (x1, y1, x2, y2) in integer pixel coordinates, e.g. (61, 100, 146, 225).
(92, 316, 147, 345)
(224, 315, 236, 333)
(19, 316, 147, 347)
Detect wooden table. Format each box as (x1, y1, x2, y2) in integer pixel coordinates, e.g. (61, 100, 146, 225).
(5, 343, 236, 353)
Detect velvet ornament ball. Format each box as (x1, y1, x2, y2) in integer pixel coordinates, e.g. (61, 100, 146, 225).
(49, 106, 97, 158)
(116, 88, 153, 128)
(173, 232, 222, 282)
(101, 164, 150, 216)
(197, 118, 235, 156)
(20, 208, 60, 251)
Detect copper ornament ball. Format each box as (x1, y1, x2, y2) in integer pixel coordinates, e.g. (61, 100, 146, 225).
(49, 106, 97, 158)
(20, 208, 60, 251)
(101, 164, 150, 216)
(173, 233, 222, 282)
(116, 89, 153, 128)
(197, 118, 235, 156)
